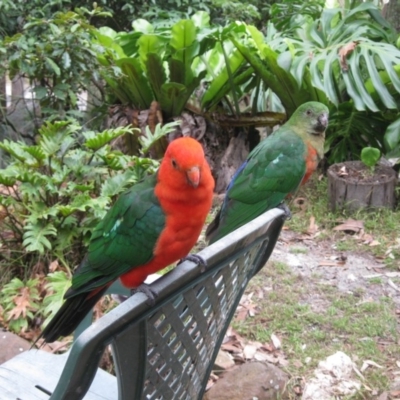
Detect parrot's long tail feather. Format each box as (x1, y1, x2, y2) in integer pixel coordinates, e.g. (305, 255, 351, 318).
(205, 208, 221, 243)
(34, 285, 110, 346)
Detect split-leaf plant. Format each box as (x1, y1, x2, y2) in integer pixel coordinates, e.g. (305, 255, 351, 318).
(230, 1, 400, 163)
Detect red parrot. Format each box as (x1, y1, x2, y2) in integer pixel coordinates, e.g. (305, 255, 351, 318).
(38, 137, 215, 343)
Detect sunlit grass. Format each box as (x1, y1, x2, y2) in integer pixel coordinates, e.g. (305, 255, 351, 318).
(236, 261, 399, 397)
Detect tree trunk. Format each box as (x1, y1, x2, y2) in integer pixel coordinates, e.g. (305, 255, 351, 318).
(383, 0, 400, 32)
(0, 73, 6, 111)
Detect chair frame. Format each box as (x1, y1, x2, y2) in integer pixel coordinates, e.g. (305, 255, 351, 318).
(0, 208, 285, 400)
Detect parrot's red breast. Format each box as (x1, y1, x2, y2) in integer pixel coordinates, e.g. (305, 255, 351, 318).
(120, 138, 214, 287)
(301, 144, 319, 186)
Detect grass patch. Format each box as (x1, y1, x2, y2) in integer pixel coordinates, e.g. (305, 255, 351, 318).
(237, 260, 400, 395)
(289, 246, 308, 254)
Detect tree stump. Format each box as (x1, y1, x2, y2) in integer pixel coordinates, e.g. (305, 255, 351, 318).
(327, 161, 397, 212)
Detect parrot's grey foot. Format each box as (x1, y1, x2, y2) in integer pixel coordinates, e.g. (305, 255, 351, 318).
(179, 254, 207, 272)
(277, 202, 292, 220)
(131, 284, 158, 306)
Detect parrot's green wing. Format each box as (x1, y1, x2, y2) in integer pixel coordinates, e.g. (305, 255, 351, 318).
(70, 174, 166, 295)
(208, 130, 306, 242)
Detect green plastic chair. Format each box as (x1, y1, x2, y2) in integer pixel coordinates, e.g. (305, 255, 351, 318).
(0, 208, 285, 400)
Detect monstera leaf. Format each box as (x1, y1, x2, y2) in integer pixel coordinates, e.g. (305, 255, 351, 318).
(282, 3, 400, 111)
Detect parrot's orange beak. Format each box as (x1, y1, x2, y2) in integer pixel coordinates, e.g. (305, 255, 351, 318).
(186, 166, 200, 188)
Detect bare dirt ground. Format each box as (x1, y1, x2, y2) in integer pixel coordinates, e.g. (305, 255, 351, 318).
(271, 228, 400, 308)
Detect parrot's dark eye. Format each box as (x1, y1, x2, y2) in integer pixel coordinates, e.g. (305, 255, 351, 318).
(306, 109, 312, 116)
(171, 159, 178, 169)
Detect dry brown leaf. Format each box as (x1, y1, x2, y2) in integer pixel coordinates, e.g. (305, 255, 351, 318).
(390, 390, 400, 397)
(221, 343, 242, 353)
(292, 359, 303, 368)
(338, 41, 359, 71)
(388, 279, 400, 292)
(235, 308, 248, 322)
(271, 333, 281, 349)
(307, 216, 319, 235)
(260, 343, 274, 352)
(360, 359, 384, 372)
(338, 165, 348, 177)
(368, 240, 381, 247)
(318, 261, 341, 267)
(361, 233, 374, 244)
(49, 259, 60, 272)
(7, 287, 33, 320)
(333, 218, 364, 233)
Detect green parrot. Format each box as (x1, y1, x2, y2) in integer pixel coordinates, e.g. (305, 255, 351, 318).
(206, 101, 329, 244)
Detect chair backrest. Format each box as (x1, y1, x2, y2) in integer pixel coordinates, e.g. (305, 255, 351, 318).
(49, 208, 286, 400)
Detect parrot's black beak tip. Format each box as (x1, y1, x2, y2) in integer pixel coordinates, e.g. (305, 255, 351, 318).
(313, 113, 328, 135)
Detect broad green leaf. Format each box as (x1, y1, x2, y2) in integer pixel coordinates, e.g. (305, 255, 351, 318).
(191, 11, 210, 28)
(62, 51, 71, 69)
(159, 83, 187, 117)
(342, 71, 365, 111)
(45, 57, 61, 76)
(322, 50, 340, 106)
(100, 173, 133, 197)
(0, 140, 31, 162)
(23, 222, 57, 254)
(22, 146, 46, 164)
(363, 49, 396, 109)
(361, 147, 381, 168)
(348, 51, 378, 112)
(138, 121, 181, 154)
(246, 25, 266, 52)
(384, 118, 400, 152)
(170, 20, 196, 51)
(169, 57, 194, 87)
(84, 127, 134, 151)
(137, 34, 166, 67)
(132, 19, 154, 34)
(201, 47, 245, 110)
(116, 58, 154, 108)
(33, 86, 47, 100)
(232, 37, 308, 115)
(41, 271, 71, 327)
(145, 53, 167, 100)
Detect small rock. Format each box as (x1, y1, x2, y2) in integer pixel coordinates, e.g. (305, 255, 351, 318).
(0, 330, 31, 364)
(204, 361, 289, 400)
(214, 350, 235, 373)
(302, 351, 361, 400)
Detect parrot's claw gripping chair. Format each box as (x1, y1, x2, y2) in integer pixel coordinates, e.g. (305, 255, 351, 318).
(0, 208, 285, 400)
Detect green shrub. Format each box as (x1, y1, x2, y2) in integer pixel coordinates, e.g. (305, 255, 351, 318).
(0, 119, 160, 279)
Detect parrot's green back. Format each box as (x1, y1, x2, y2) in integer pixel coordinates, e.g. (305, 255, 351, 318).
(206, 101, 329, 243)
(207, 131, 307, 243)
(69, 174, 165, 296)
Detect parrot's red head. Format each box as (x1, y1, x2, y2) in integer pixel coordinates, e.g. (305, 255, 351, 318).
(161, 137, 210, 189)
